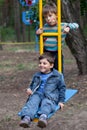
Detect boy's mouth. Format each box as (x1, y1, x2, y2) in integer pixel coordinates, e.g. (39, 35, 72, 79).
(48, 21, 57, 26)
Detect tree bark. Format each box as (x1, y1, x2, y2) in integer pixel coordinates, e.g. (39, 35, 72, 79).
(28, 26, 31, 42)
(22, 23, 27, 42)
(22, 7, 27, 42)
(13, 0, 21, 42)
(0, 45, 3, 50)
(62, 0, 87, 74)
(72, 0, 87, 29)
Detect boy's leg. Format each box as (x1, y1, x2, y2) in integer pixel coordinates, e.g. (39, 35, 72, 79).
(37, 98, 56, 128)
(19, 93, 41, 127)
(54, 52, 64, 74)
(54, 52, 58, 70)
(19, 116, 31, 128)
(62, 54, 64, 74)
(20, 94, 41, 119)
(38, 114, 47, 128)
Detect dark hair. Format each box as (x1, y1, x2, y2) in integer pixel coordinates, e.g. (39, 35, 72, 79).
(39, 52, 55, 64)
(43, 2, 57, 16)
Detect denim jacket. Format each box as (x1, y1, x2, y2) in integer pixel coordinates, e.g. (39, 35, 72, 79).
(28, 69, 66, 104)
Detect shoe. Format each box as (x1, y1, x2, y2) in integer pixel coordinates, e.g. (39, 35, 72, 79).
(19, 116, 31, 128)
(38, 114, 47, 128)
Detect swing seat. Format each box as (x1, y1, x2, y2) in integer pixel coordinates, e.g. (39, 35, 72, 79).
(18, 89, 78, 122)
(33, 88, 78, 122)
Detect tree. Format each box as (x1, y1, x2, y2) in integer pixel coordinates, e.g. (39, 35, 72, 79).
(62, 0, 87, 75)
(72, 0, 87, 29)
(13, 0, 21, 42)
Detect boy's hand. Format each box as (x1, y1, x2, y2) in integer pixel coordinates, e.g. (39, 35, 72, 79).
(36, 28, 43, 35)
(58, 102, 64, 110)
(26, 88, 33, 96)
(64, 26, 70, 33)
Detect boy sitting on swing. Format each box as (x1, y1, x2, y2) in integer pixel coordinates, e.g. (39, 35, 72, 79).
(18, 52, 66, 128)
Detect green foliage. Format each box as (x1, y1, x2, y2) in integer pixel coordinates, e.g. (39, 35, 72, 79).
(80, 0, 87, 15)
(83, 24, 87, 38)
(0, 44, 37, 73)
(0, 25, 35, 42)
(29, 0, 46, 27)
(0, 0, 4, 5)
(16, 64, 26, 70)
(0, 27, 16, 42)
(16, 62, 37, 71)
(71, 0, 87, 15)
(26, 26, 36, 41)
(6, 43, 35, 52)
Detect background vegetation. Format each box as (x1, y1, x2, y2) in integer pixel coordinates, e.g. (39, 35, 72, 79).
(0, 0, 87, 42)
(0, 0, 87, 75)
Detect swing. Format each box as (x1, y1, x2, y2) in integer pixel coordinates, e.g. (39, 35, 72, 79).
(33, 0, 78, 122)
(33, 89, 78, 122)
(18, 0, 78, 123)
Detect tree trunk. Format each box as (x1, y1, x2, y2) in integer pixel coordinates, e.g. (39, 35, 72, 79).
(22, 7, 27, 42)
(13, 0, 21, 42)
(0, 45, 3, 50)
(72, 0, 87, 29)
(28, 26, 31, 42)
(22, 23, 26, 42)
(62, 0, 87, 75)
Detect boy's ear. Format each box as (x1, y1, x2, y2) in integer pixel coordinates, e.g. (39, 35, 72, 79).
(50, 63, 54, 68)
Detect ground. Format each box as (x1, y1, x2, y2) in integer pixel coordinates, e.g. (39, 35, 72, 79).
(0, 44, 87, 130)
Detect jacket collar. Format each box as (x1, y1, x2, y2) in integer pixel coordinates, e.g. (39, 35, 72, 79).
(34, 68, 61, 77)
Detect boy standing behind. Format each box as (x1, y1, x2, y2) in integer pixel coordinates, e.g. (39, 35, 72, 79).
(36, 2, 79, 72)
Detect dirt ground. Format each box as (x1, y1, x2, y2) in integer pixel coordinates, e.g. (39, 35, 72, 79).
(0, 44, 87, 130)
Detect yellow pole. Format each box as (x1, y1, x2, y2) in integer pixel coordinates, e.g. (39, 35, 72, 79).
(57, 0, 62, 73)
(39, 0, 62, 72)
(39, 0, 43, 54)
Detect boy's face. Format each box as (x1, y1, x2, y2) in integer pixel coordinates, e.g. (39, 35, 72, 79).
(39, 58, 54, 74)
(44, 12, 57, 26)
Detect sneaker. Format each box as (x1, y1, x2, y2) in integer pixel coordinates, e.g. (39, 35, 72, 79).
(19, 116, 31, 128)
(38, 114, 47, 128)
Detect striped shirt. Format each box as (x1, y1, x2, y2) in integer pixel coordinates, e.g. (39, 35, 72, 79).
(43, 22, 79, 52)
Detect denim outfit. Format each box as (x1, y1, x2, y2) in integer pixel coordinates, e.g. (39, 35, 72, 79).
(18, 69, 66, 120)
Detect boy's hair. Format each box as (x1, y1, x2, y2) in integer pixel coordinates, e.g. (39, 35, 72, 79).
(39, 52, 55, 64)
(42, 2, 57, 16)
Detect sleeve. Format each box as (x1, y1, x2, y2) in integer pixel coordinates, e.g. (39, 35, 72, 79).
(58, 74, 66, 103)
(68, 23, 79, 30)
(27, 75, 35, 90)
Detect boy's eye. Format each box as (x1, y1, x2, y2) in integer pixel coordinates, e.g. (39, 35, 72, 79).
(44, 16, 48, 19)
(39, 62, 41, 64)
(39, 62, 47, 65)
(43, 62, 47, 65)
(44, 14, 52, 19)
(49, 14, 52, 17)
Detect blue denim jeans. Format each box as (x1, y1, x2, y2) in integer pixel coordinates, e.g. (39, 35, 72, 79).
(18, 93, 56, 120)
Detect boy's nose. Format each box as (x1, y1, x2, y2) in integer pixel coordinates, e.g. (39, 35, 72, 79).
(47, 17, 50, 21)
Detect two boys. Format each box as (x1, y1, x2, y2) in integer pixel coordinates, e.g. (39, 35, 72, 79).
(18, 2, 79, 128)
